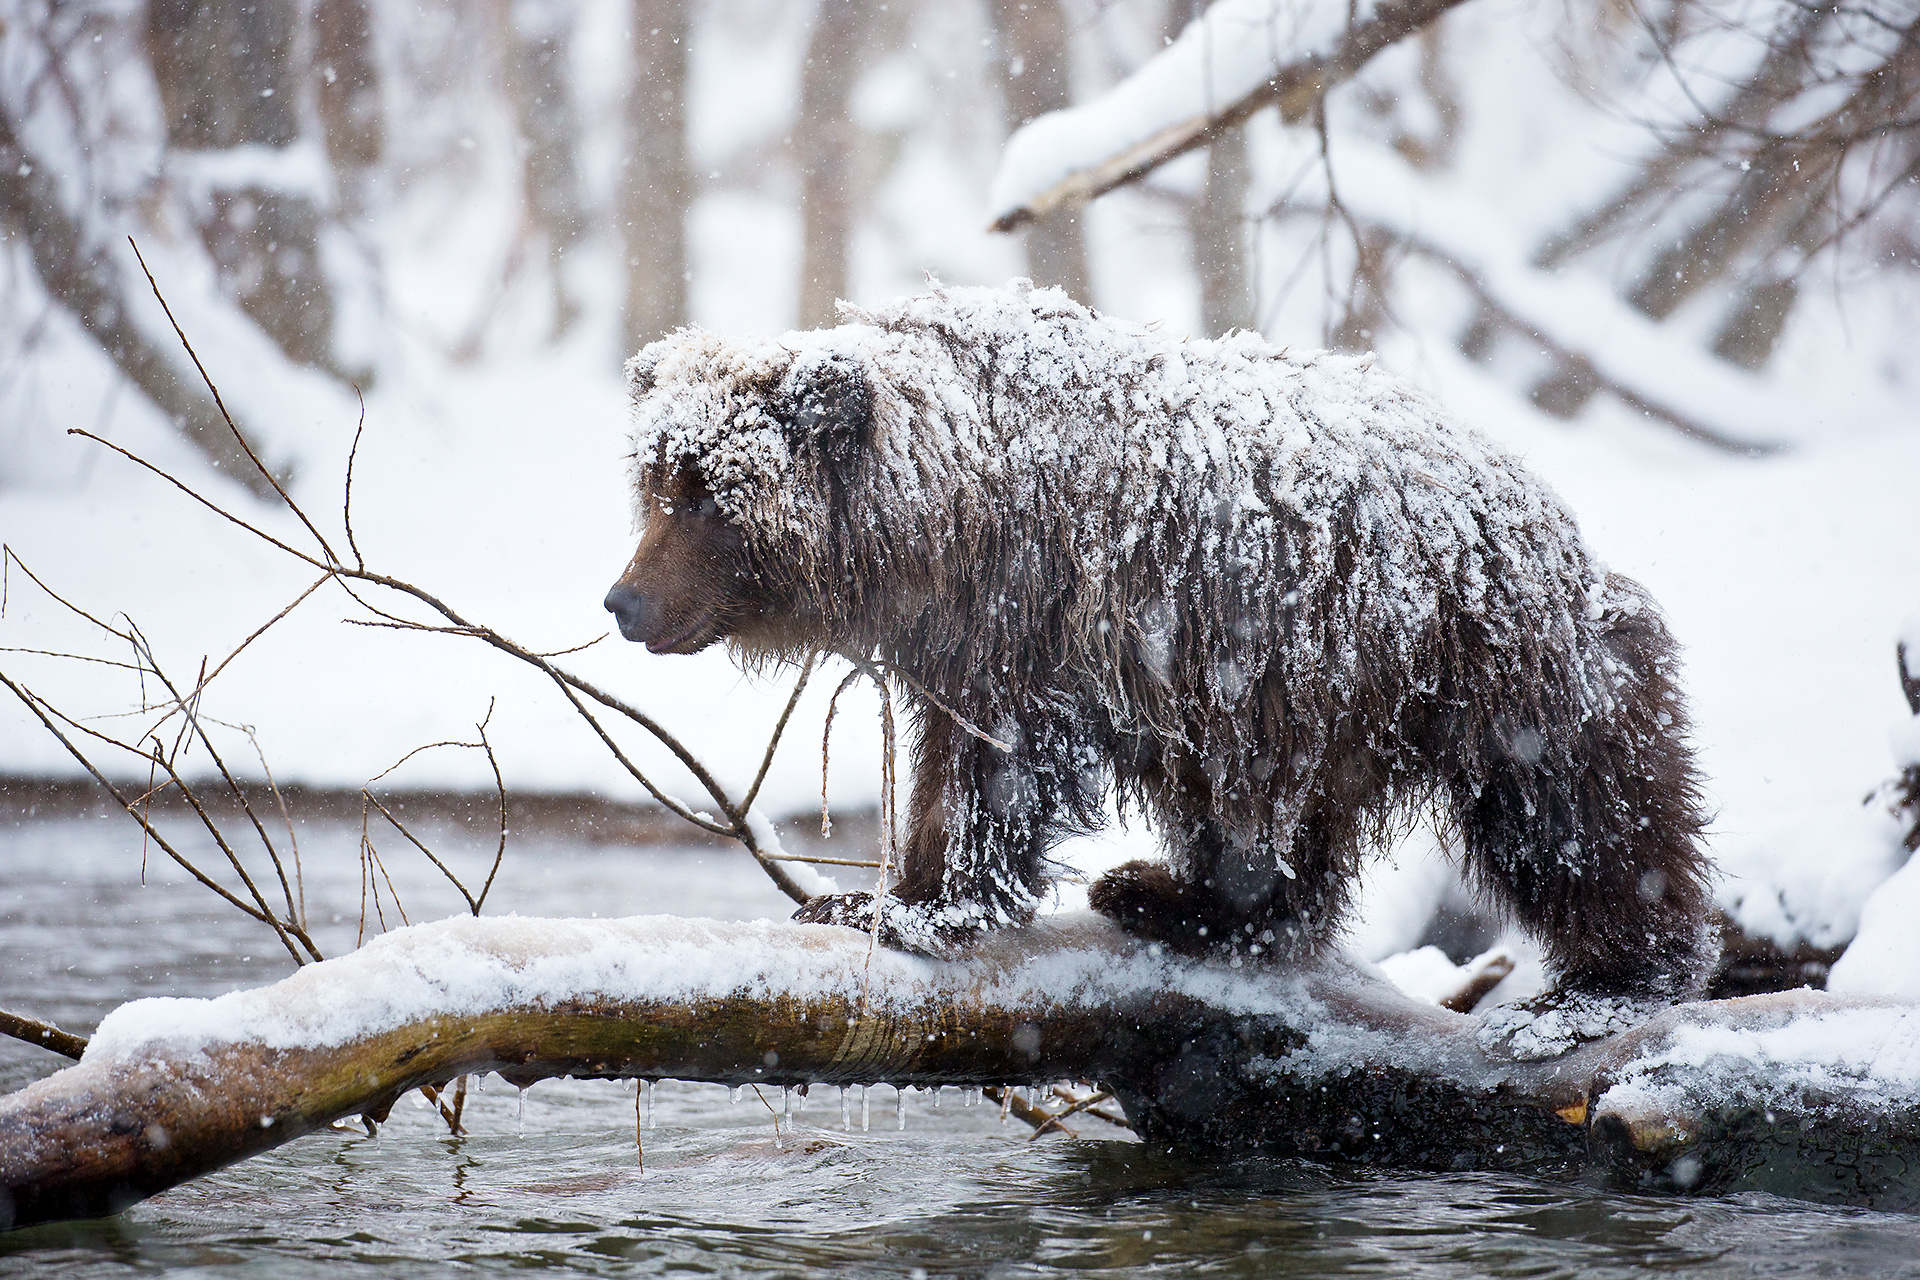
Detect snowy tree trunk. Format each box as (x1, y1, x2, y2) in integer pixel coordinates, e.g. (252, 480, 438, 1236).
(146, 0, 342, 374)
(622, 0, 692, 354)
(313, 0, 383, 176)
(1195, 126, 1254, 336)
(795, 0, 871, 329)
(7, 914, 1920, 1229)
(986, 0, 1092, 304)
(497, 0, 589, 335)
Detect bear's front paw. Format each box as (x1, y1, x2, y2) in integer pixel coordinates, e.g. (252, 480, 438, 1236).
(1475, 989, 1661, 1061)
(791, 892, 971, 956)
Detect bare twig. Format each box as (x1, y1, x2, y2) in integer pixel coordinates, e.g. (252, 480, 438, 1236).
(863, 656, 1012, 752)
(416, 1082, 464, 1135)
(1047, 1083, 1132, 1130)
(760, 853, 885, 868)
(1030, 1086, 1119, 1139)
(344, 385, 368, 570)
(474, 711, 509, 913)
(141, 739, 311, 966)
(355, 706, 509, 916)
(983, 1084, 1074, 1137)
(859, 669, 899, 1007)
(0, 671, 318, 956)
(0, 1008, 87, 1061)
(363, 795, 476, 912)
(818, 667, 863, 838)
(741, 651, 815, 816)
(122, 629, 312, 942)
(199, 574, 331, 694)
(27, 261, 827, 931)
(125, 240, 330, 559)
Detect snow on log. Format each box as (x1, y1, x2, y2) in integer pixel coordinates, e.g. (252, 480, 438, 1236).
(1588, 996, 1920, 1202)
(6, 914, 1920, 1229)
(985, 0, 1476, 231)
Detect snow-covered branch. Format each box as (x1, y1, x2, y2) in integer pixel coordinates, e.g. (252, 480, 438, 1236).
(986, 0, 1476, 230)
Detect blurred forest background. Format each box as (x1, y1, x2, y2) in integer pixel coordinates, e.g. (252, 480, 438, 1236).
(3, 0, 1914, 475)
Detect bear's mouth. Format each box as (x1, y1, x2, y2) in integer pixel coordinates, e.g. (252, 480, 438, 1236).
(645, 617, 722, 655)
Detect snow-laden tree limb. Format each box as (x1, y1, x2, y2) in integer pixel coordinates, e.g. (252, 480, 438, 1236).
(1293, 141, 1881, 454)
(8, 913, 1920, 1229)
(0, 108, 284, 500)
(986, 0, 1476, 231)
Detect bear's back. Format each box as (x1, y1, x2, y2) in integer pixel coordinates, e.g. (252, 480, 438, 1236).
(857, 283, 1598, 653)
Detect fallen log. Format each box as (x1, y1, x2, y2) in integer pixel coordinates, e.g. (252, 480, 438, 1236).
(5, 913, 1920, 1229)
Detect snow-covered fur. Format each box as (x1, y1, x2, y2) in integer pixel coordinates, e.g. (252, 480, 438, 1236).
(608, 281, 1714, 1002)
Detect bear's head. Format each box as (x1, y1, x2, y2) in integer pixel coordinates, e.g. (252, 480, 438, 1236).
(603, 331, 876, 658)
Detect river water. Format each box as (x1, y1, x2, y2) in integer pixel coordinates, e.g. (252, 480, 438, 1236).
(5, 808, 1920, 1277)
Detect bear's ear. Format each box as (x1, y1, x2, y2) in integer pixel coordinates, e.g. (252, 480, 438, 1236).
(626, 344, 665, 401)
(783, 352, 871, 466)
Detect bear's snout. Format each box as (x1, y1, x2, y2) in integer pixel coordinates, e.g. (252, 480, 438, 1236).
(603, 581, 665, 646)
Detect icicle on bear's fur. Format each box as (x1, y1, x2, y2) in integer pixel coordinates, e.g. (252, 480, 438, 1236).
(605, 280, 1715, 1006)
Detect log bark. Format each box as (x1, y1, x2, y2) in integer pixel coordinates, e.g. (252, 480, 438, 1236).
(5, 914, 1920, 1230)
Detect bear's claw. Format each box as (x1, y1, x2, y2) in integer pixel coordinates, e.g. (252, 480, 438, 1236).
(1475, 988, 1661, 1061)
(791, 891, 978, 956)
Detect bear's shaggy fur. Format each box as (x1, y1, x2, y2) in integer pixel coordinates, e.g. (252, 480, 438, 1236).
(606, 282, 1714, 1004)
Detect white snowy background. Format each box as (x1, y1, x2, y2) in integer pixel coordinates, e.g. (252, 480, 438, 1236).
(1, 0, 1915, 997)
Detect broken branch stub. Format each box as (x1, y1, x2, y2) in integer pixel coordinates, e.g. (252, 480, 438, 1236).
(5, 915, 1920, 1230)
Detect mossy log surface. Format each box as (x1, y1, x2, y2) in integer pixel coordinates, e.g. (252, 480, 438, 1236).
(3, 914, 1917, 1229)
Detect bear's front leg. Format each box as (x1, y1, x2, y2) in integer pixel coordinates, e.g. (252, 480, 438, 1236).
(791, 711, 1072, 954)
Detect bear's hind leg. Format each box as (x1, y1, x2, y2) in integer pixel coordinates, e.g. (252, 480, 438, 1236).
(1452, 698, 1714, 1056)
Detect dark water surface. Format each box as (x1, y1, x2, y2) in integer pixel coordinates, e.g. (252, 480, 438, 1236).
(6, 809, 1920, 1277)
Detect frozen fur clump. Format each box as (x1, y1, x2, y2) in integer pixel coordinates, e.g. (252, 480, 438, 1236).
(605, 280, 1715, 1021)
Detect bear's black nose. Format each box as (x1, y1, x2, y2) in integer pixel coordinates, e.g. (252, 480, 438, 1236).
(603, 582, 659, 644)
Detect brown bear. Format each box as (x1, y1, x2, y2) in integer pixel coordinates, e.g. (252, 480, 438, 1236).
(605, 281, 1714, 1033)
